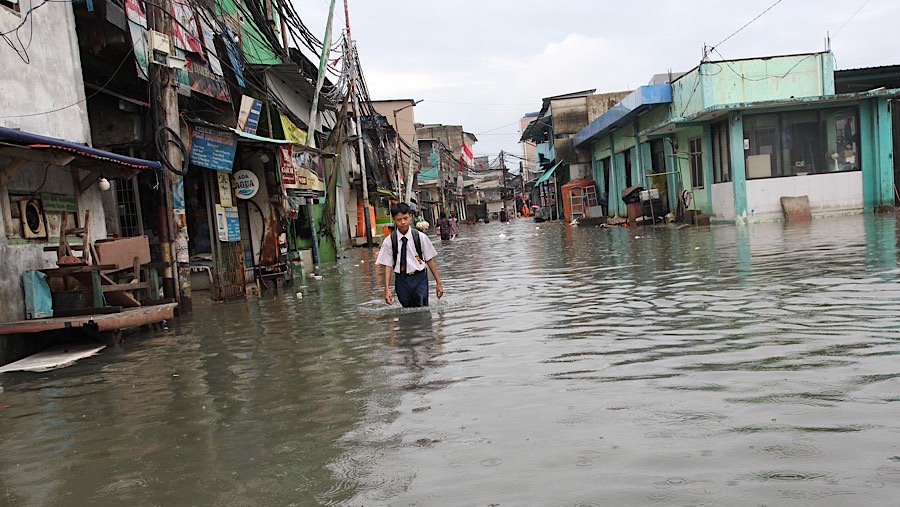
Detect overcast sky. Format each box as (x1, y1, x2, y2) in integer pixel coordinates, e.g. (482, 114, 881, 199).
(294, 0, 899, 164)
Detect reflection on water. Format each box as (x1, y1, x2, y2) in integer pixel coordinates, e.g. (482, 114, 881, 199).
(1, 214, 899, 506)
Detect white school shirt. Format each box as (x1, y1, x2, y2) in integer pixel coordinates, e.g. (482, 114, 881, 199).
(375, 229, 437, 273)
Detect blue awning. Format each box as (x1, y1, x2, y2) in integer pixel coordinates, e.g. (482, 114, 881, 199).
(0, 126, 161, 170)
(231, 128, 291, 144)
(573, 84, 673, 147)
(534, 161, 562, 185)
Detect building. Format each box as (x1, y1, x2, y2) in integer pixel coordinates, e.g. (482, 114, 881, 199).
(520, 89, 631, 219)
(519, 112, 539, 181)
(415, 124, 477, 221)
(575, 51, 899, 223)
(1, 0, 167, 362)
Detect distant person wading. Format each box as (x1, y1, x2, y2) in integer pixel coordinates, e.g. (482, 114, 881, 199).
(376, 203, 444, 307)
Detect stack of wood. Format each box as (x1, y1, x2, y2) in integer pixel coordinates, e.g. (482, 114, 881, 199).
(42, 211, 156, 313)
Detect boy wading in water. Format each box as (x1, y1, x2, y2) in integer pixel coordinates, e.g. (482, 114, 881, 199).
(376, 203, 444, 307)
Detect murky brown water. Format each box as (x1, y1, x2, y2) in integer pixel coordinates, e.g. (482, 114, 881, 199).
(2, 214, 900, 506)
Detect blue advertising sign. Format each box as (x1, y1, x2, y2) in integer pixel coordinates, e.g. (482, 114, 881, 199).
(225, 206, 240, 242)
(237, 96, 263, 134)
(190, 126, 237, 172)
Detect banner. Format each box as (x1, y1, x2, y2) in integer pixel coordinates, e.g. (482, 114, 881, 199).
(125, 0, 149, 81)
(278, 145, 324, 192)
(171, 0, 202, 53)
(280, 112, 308, 145)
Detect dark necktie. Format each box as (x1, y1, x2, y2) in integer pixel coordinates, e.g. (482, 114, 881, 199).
(400, 237, 408, 274)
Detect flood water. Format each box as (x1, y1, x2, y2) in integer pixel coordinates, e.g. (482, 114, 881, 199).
(2, 214, 900, 506)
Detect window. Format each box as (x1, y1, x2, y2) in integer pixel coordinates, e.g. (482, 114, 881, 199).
(114, 178, 142, 237)
(623, 148, 633, 188)
(650, 139, 666, 173)
(1, 0, 20, 15)
(743, 107, 860, 179)
(689, 138, 703, 188)
(712, 121, 731, 183)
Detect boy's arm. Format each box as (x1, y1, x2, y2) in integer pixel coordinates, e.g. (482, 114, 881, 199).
(383, 264, 393, 305)
(426, 259, 443, 299)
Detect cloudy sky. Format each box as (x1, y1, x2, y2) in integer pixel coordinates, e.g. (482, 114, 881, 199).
(294, 0, 899, 165)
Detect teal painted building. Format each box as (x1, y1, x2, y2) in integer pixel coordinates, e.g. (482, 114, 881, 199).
(575, 52, 899, 223)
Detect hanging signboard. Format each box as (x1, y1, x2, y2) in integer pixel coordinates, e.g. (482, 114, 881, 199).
(233, 170, 259, 199)
(40, 193, 78, 213)
(217, 172, 233, 207)
(236, 96, 263, 134)
(189, 126, 237, 172)
(278, 145, 325, 192)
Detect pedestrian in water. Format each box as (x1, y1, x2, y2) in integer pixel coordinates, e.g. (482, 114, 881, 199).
(376, 202, 444, 307)
(437, 212, 452, 241)
(449, 212, 460, 238)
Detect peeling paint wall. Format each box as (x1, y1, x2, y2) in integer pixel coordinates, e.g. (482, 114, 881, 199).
(0, 1, 91, 142)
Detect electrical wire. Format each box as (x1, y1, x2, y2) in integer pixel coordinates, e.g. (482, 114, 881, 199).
(707, 0, 785, 56)
(0, 41, 137, 119)
(833, 0, 872, 37)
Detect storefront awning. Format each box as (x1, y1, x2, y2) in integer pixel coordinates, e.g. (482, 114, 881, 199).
(534, 161, 562, 186)
(640, 86, 900, 137)
(231, 128, 291, 144)
(573, 84, 673, 147)
(0, 126, 161, 174)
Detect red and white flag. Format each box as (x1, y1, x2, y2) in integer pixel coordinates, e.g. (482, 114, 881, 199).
(462, 143, 474, 164)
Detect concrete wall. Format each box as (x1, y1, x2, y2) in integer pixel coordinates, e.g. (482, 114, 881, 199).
(587, 92, 632, 122)
(712, 182, 736, 221)
(0, 163, 107, 323)
(671, 53, 832, 119)
(519, 116, 538, 169)
(0, 2, 107, 329)
(745, 171, 864, 222)
(0, 0, 91, 142)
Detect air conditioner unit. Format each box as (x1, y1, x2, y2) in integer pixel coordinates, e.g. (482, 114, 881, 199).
(20, 199, 47, 239)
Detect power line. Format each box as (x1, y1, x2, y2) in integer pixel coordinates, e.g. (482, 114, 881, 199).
(834, 0, 872, 37)
(707, 0, 785, 56)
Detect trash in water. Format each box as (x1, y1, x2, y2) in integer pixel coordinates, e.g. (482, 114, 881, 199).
(296, 292, 303, 299)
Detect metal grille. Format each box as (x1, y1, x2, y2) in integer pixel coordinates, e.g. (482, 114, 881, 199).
(114, 178, 142, 237)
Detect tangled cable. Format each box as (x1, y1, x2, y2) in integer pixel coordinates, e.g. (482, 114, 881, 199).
(155, 126, 188, 176)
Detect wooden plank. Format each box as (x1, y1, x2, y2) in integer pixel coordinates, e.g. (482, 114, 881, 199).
(53, 306, 123, 318)
(41, 264, 118, 275)
(0, 344, 106, 373)
(79, 171, 101, 193)
(81, 282, 149, 292)
(0, 146, 75, 167)
(0, 303, 176, 336)
(91, 269, 103, 308)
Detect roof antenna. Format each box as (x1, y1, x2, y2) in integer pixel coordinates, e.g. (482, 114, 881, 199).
(825, 31, 831, 52)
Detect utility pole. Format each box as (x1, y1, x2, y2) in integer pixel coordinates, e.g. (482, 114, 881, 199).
(438, 143, 445, 213)
(148, 0, 187, 312)
(306, 0, 337, 147)
(344, 0, 372, 246)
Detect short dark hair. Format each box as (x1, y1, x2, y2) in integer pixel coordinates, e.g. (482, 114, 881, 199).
(390, 202, 411, 217)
